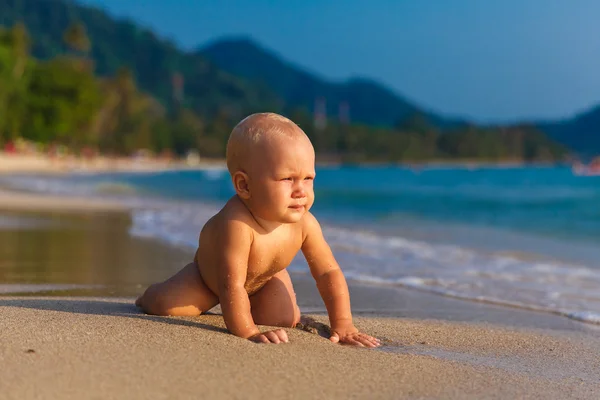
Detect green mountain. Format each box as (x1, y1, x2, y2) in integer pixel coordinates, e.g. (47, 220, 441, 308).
(0, 0, 281, 118)
(199, 38, 463, 128)
(198, 38, 600, 155)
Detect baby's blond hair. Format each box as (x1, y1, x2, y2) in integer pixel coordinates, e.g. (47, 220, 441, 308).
(226, 113, 306, 174)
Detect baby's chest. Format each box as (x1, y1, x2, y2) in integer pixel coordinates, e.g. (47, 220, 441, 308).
(246, 235, 303, 278)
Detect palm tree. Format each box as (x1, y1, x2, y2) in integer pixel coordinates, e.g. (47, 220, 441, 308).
(0, 23, 30, 141)
(63, 22, 91, 55)
(9, 23, 29, 79)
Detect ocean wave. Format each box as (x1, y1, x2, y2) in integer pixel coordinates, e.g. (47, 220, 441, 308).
(317, 227, 600, 325)
(3, 170, 600, 326)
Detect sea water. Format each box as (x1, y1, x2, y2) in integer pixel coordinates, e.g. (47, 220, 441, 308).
(1, 165, 599, 324)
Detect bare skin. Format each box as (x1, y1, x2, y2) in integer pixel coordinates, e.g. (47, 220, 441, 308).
(136, 113, 380, 347)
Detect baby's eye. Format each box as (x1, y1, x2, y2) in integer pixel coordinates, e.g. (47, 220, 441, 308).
(281, 177, 292, 181)
(304, 176, 314, 181)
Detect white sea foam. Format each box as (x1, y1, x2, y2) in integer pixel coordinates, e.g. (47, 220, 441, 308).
(313, 227, 600, 324)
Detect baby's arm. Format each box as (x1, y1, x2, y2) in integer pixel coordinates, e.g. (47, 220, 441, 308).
(216, 220, 288, 344)
(301, 213, 380, 348)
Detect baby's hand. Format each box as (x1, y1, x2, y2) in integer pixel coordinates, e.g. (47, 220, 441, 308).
(248, 329, 289, 344)
(330, 322, 381, 348)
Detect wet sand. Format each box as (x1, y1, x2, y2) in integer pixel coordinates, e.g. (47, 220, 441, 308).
(0, 189, 127, 213)
(1, 193, 599, 399)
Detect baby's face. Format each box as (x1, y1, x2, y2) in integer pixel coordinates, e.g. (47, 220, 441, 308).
(247, 135, 315, 224)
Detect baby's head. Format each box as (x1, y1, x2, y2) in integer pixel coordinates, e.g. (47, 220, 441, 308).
(226, 113, 316, 224)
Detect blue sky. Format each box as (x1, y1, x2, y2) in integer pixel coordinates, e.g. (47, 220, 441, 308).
(78, 0, 600, 123)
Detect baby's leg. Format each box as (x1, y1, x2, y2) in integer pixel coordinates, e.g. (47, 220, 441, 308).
(135, 262, 218, 316)
(249, 269, 301, 328)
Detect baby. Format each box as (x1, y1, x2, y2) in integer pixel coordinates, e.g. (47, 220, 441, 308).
(135, 112, 380, 347)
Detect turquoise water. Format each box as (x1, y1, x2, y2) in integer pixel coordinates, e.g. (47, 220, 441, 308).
(71, 165, 600, 242)
(1, 165, 599, 324)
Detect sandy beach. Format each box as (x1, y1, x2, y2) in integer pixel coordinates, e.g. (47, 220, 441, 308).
(2, 294, 599, 399)
(0, 152, 226, 175)
(1, 156, 599, 399)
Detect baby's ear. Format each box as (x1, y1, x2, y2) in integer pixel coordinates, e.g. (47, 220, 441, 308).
(232, 171, 251, 199)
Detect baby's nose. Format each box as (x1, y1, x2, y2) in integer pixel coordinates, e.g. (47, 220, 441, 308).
(292, 182, 306, 197)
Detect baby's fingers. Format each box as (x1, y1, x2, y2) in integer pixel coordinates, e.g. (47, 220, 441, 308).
(355, 333, 380, 347)
(342, 336, 365, 347)
(356, 334, 380, 348)
(263, 331, 282, 344)
(340, 334, 380, 348)
(264, 329, 289, 344)
(249, 329, 289, 344)
(273, 329, 289, 343)
(249, 334, 270, 344)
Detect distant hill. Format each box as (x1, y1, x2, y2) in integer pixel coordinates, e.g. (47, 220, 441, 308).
(199, 38, 463, 128)
(538, 106, 600, 157)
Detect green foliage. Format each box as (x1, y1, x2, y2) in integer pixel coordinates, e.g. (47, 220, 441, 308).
(0, 0, 281, 123)
(0, 16, 568, 162)
(63, 21, 90, 54)
(22, 57, 101, 146)
(0, 23, 31, 142)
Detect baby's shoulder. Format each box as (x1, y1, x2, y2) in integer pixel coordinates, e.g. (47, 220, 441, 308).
(300, 211, 320, 230)
(299, 211, 322, 238)
(204, 197, 255, 235)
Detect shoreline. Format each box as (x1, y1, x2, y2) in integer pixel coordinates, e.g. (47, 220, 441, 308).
(0, 152, 227, 175)
(0, 188, 128, 213)
(1, 151, 567, 177)
(0, 189, 597, 333)
(1, 183, 599, 328)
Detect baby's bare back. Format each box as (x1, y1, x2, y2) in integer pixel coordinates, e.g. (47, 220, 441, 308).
(196, 196, 304, 296)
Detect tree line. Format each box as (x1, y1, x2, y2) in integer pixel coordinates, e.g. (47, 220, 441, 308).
(0, 22, 568, 162)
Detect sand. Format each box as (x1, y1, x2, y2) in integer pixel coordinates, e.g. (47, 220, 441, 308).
(1, 296, 599, 399)
(1, 162, 599, 399)
(0, 152, 225, 175)
(0, 151, 213, 213)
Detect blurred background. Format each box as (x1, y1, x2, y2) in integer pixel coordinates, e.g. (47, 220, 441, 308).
(5, 0, 600, 163)
(0, 0, 599, 324)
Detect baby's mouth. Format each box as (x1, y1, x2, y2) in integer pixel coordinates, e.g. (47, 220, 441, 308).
(289, 204, 305, 210)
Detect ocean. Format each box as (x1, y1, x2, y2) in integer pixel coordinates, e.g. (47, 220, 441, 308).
(1, 165, 599, 324)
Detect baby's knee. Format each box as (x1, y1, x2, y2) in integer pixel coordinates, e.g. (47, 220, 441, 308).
(281, 305, 301, 328)
(137, 284, 170, 316)
(292, 305, 301, 327)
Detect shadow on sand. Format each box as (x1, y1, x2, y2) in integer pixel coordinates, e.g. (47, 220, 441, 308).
(0, 297, 336, 338)
(0, 297, 229, 334)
